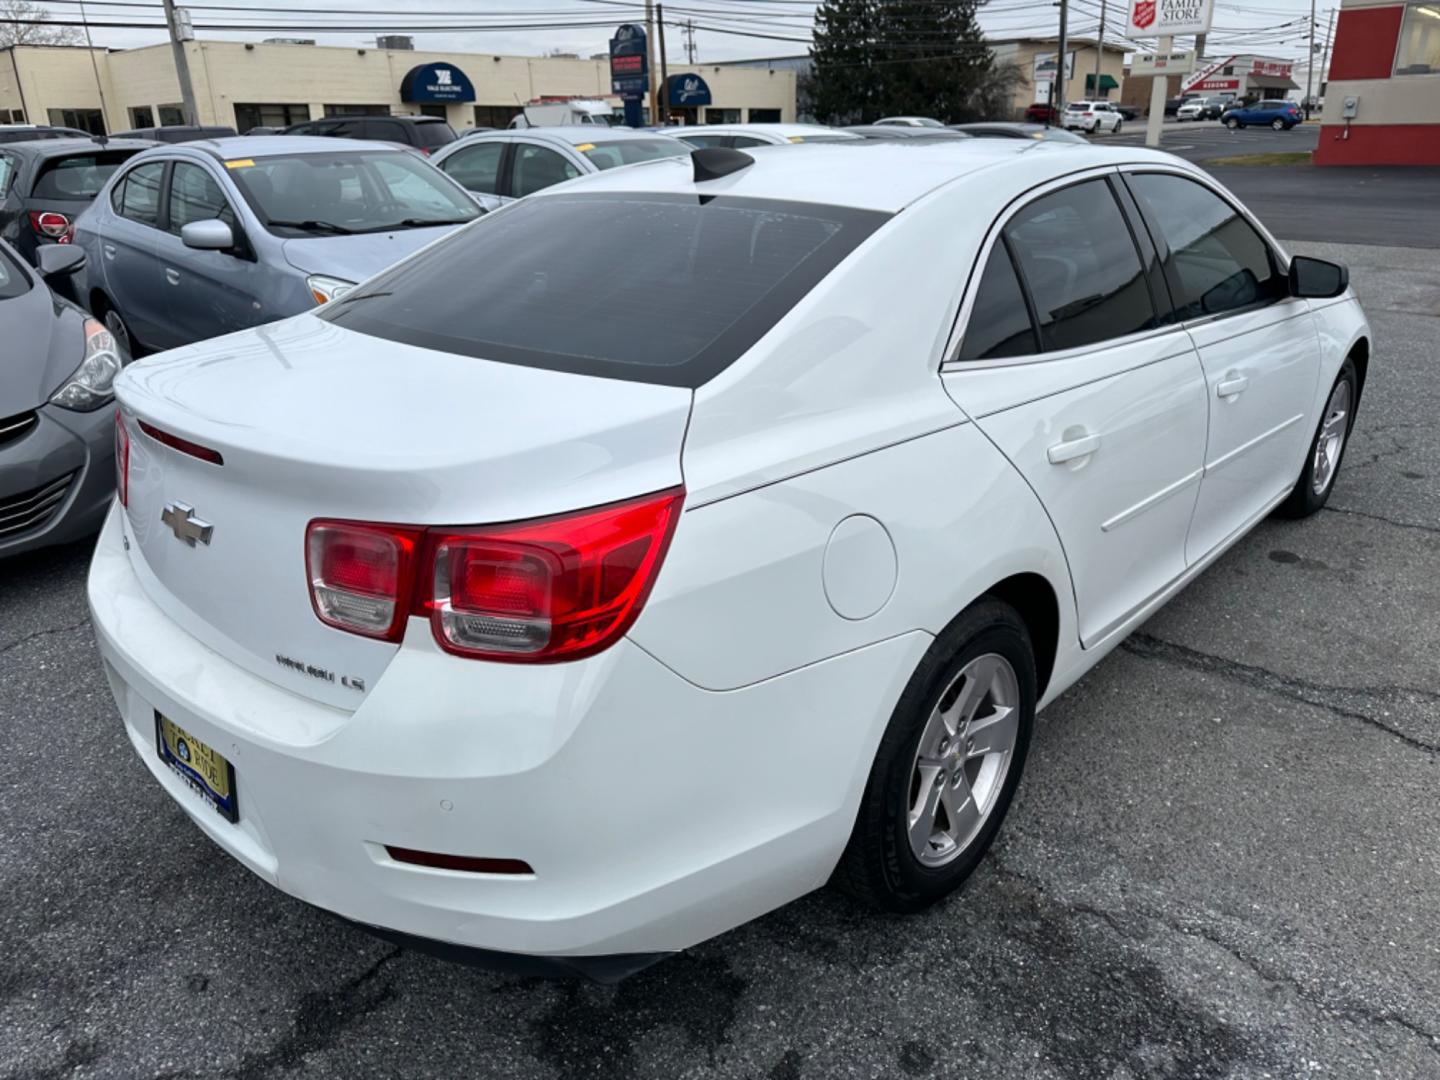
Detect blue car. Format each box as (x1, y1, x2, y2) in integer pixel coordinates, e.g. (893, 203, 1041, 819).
(72, 136, 481, 354)
(1222, 100, 1303, 130)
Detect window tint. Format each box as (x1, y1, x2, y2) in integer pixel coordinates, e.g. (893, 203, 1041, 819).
(116, 161, 165, 225)
(440, 142, 503, 193)
(1127, 173, 1283, 319)
(322, 192, 889, 388)
(168, 162, 236, 234)
(577, 138, 688, 170)
(958, 242, 1037, 361)
(1004, 179, 1156, 352)
(413, 120, 457, 148)
(510, 144, 581, 197)
(32, 151, 137, 200)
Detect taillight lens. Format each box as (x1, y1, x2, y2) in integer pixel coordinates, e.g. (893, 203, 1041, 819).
(306, 521, 421, 641)
(114, 409, 129, 508)
(29, 210, 70, 239)
(304, 488, 683, 662)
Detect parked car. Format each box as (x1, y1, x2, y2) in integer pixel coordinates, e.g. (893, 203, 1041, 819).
(72, 136, 480, 354)
(673, 123, 862, 148)
(430, 127, 689, 210)
(112, 125, 237, 144)
(89, 139, 1368, 978)
(1164, 97, 1191, 117)
(948, 122, 1086, 143)
(1024, 103, 1059, 124)
(1113, 104, 1140, 121)
(1061, 101, 1124, 133)
(0, 138, 155, 266)
(1177, 97, 1229, 122)
(0, 239, 128, 558)
(874, 116, 946, 128)
(0, 124, 91, 144)
(842, 126, 971, 141)
(282, 114, 457, 154)
(1223, 100, 1303, 130)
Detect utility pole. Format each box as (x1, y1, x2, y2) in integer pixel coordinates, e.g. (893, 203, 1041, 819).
(1321, 6, 1336, 101)
(161, 0, 198, 126)
(685, 18, 696, 64)
(1055, 0, 1069, 114)
(77, 0, 112, 134)
(657, 3, 670, 125)
(1304, 0, 1317, 119)
(644, 0, 659, 126)
(1093, 0, 1106, 101)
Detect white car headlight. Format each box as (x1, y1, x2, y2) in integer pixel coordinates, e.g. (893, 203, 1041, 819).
(307, 275, 356, 306)
(49, 318, 125, 412)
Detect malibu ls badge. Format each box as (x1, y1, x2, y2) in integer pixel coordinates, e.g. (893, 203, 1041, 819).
(160, 502, 213, 547)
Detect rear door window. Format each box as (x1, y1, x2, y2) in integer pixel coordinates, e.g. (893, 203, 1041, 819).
(439, 142, 504, 193)
(957, 242, 1038, 361)
(322, 192, 889, 388)
(115, 161, 165, 226)
(1004, 178, 1157, 352)
(510, 144, 581, 197)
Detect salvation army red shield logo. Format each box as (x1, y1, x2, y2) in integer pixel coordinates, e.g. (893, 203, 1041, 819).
(1132, 0, 1156, 30)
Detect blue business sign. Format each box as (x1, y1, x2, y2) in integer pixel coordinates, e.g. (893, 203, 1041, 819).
(609, 23, 649, 97)
(400, 63, 476, 104)
(668, 73, 712, 108)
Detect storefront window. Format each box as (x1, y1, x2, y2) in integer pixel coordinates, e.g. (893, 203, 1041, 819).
(704, 108, 741, 124)
(748, 108, 781, 122)
(473, 105, 522, 128)
(157, 104, 185, 126)
(234, 103, 310, 132)
(128, 106, 154, 129)
(47, 108, 105, 134)
(1395, 3, 1440, 75)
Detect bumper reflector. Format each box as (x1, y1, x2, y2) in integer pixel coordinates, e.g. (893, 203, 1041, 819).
(384, 846, 534, 875)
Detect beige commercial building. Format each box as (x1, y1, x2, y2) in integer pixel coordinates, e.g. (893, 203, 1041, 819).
(0, 39, 796, 135)
(990, 36, 1130, 115)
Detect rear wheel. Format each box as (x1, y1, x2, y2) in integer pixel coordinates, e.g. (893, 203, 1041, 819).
(1271, 117, 1287, 131)
(832, 600, 1036, 913)
(1278, 358, 1357, 518)
(1114, 119, 1123, 134)
(94, 294, 140, 359)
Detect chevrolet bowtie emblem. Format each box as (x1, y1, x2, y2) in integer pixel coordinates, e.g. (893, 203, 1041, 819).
(160, 502, 213, 546)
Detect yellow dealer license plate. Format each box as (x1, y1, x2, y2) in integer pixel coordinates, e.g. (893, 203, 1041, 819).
(155, 712, 239, 823)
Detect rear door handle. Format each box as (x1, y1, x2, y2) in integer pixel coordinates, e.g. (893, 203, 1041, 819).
(165, 268, 181, 285)
(1217, 373, 1249, 398)
(1047, 432, 1101, 464)
(102, 243, 116, 259)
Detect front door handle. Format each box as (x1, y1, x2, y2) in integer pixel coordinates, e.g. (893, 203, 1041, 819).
(165, 268, 181, 285)
(102, 243, 116, 260)
(1217, 373, 1249, 398)
(1047, 431, 1102, 465)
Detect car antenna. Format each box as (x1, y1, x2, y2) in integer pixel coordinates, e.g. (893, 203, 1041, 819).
(691, 147, 753, 183)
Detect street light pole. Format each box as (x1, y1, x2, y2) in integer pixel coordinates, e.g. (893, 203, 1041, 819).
(1304, 0, 1317, 119)
(1093, 0, 1106, 101)
(1056, 0, 1069, 115)
(160, 0, 198, 126)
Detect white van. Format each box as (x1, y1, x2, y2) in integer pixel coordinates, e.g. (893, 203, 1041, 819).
(509, 100, 618, 128)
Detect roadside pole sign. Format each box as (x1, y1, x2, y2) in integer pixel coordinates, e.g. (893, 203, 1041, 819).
(609, 23, 649, 128)
(1130, 49, 1197, 76)
(1125, 0, 1214, 38)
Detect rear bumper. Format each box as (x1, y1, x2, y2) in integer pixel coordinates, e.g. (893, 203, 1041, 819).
(0, 403, 114, 558)
(88, 504, 925, 965)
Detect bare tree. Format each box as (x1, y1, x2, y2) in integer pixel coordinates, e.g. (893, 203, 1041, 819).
(0, 0, 83, 47)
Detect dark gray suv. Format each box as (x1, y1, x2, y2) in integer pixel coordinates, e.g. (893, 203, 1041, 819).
(281, 115, 456, 154)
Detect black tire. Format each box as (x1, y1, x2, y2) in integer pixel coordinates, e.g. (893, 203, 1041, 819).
(1271, 117, 1286, 131)
(832, 599, 1037, 913)
(94, 294, 142, 359)
(1114, 120, 1123, 134)
(1277, 357, 1358, 519)
(1226, 117, 1241, 129)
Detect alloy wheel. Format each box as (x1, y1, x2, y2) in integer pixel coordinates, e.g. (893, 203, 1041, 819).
(907, 653, 1021, 868)
(1312, 378, 1352, 495)
(104, 308, 132, 357)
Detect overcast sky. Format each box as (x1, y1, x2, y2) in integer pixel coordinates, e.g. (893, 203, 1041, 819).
(40, 0, 1334, 64)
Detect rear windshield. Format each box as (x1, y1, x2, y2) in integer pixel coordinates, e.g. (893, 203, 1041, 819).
(225, 149, 478, 234)
(32, 150, 139, 199)
(322, 192, 889, 388)
(577, 138, 688, 170)
(413, 121, 457, 149)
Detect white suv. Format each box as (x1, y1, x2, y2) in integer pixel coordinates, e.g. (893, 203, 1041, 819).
(1061, 101, 1123, 134)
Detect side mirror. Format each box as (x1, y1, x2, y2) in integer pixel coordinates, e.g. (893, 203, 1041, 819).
(37, 243, 86, 278)
(181, 218, 234, 251)
(1288, 255, 1348, 299)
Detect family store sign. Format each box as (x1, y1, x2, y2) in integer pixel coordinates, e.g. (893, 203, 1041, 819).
(1125, 0, 1214, 37)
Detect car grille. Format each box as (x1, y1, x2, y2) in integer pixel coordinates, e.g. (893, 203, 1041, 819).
(0, 410, 37, 449)
(0, 472, 75, 540)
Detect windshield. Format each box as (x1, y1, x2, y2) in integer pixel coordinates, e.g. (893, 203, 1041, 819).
(32, 151, 139, 200)
(225, 150, 479, 235)
(322, 192, 889, 388)
(576, 138, 689, 170)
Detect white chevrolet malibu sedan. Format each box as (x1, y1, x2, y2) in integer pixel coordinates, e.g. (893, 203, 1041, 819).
(90, 139, 1369, 980)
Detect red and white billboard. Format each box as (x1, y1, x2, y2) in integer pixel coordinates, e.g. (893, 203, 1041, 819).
(1126, 0, 1215, 38)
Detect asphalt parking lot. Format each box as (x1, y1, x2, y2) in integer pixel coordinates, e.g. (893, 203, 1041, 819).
(3, 165, 1438, 1079)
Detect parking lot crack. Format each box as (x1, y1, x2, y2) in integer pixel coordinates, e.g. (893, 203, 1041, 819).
(1122, 634, 1440, 755)
(1322, 504, 1440, 536)
(0, 617, 92, 658)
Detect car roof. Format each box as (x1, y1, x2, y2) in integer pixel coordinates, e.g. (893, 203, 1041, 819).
(677, 123, 858, 141)
(533, 139, 1189, 214)
(162, 135, 412, 159)
(466, 126, 682, 148)
(1, 137, 157, 157)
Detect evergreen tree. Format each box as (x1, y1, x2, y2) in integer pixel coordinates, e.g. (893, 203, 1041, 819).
(809, 0, 995, 124)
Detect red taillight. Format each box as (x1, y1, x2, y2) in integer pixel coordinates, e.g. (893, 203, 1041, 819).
(306, 521, 421, 642)
(304, 488, 684, 662)
(29, 210, 70, 238)
(137, 419, 225, 466)
(114, 409, 129, 507)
